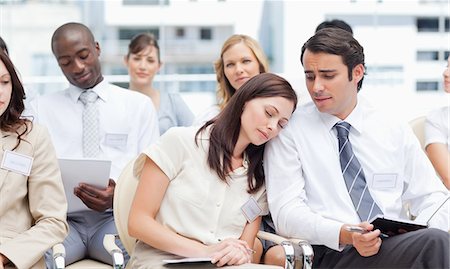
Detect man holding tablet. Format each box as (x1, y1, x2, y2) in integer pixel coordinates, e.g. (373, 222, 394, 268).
(264, 28, 449, 268)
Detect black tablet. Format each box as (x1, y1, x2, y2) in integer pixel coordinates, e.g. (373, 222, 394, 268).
(369, 214, 427, 237)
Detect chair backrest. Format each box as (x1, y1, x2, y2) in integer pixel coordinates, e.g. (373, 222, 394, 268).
(114, 158, 139, 255)
(409, 116, 426, 150)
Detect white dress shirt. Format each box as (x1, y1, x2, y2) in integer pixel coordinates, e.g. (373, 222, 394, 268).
(425, 106, 450, 151)
(30, 80, 160, 180)
(264, 97, 449, 251)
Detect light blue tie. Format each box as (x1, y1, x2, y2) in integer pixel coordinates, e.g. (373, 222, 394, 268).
(335, 121, 382, 222)
(79, 90, 99, 157)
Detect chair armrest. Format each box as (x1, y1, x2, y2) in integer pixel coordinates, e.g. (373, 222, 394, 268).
(257, 231, 314, 269)
(103, 234, 125, 269)
(52, 243, 65, 269)
(257, 230, 289, 245)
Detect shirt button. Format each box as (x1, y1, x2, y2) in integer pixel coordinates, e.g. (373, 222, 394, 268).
(216, 203, 221, 207)
(210, 230, 214, 234)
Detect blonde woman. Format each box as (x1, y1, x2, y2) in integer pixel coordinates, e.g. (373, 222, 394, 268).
(194, 34, 269, 125)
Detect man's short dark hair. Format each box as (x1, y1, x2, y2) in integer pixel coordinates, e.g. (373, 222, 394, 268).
(315, 19, 353, 35)
(301, 28, 365, 92)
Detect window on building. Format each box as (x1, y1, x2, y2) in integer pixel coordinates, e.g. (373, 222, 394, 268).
(445, 18, 450, 32)
(445, 51, 450, 60)
(176, 27, 185, 39)
(416, 81, 439, 91)
(200, 28, 212, 40)
(119, 28, 159, 40)
(416, 17, 439, 32)
(123, 0, 169, 5)
(416, 51, 439, 61)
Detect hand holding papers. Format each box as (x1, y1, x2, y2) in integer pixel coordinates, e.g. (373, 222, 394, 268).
(58, 158, 111, 213)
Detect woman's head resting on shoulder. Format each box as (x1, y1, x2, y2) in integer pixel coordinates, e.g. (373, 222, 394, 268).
(124, 33, 162, 91)
(215, 34, 269, 110)
(219, 72, 297, 146)
(198, 73, 297, 193)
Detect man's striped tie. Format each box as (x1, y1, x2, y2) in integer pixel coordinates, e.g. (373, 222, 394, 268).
(335, 121, 382, 222)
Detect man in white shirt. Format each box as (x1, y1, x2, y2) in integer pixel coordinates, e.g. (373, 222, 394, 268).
(30, 22, 159, 267)
(264, 28, 449, 268)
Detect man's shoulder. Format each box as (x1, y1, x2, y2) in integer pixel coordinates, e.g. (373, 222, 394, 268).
(107, 83, 144, 98)
(289, 101, 320, 123)
(31, 88, 70, 106)
(107, 83, 152, 106)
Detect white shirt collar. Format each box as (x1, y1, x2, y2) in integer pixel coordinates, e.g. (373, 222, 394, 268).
(318, 97, 364, 135)
(68, 79, 109, 103)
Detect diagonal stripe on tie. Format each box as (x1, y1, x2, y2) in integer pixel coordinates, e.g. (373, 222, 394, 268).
(335, 121, 382, 221)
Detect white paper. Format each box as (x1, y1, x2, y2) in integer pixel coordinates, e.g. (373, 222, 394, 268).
(162, 257, 212, 264)
(58, 158, 111, 213)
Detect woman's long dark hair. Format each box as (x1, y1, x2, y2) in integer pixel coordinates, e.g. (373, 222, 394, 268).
(0, 51, 31, 150)
(196, 73, 298, 193)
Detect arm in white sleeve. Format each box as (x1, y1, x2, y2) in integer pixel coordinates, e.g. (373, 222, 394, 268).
(264, 126, 344, 250)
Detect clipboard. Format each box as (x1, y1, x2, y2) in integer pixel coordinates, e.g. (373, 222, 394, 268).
(58, 158, 111, 213)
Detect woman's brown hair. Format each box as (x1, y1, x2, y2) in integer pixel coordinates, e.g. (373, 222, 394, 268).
(196, 73, 297, 193)
(0, 51, 31, 150)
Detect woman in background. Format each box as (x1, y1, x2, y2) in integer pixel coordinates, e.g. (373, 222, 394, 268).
(125, 33, 194, 134)
(128, 73, 297, 268)
(193, 34, 269, 125)
(0, 51, 68, 269)
(424, 56, 450, 189)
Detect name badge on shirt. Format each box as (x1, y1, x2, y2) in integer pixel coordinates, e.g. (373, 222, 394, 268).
(372, 173, 397, 189)
(1, 150, 33, 176)
(241, 197, 263, 223)
(105, 133, 128, 149)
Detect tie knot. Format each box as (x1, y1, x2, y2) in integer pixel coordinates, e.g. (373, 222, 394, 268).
(79, 90, 98, 105)
(335, 121, 351, 138)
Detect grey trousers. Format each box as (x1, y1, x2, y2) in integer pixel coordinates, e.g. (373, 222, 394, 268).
(312, 228, 449, 269)
(45, 210, 129, 267)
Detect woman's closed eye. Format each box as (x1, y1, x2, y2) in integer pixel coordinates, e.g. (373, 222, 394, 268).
(278, 120, 288, 129)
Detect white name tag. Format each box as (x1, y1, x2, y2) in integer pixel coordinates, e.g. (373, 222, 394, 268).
(1, 150, 33, 176)
(241, 197, 263, 223)
(105, 133, 128, 149)
(373, 173, 397, 189)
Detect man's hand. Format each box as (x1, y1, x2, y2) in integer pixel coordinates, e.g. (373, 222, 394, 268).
(74, 179, 115, 212)
(347, 222, 382, 257)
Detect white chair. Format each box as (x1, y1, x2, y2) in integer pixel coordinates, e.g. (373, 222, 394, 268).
(51, 243, 113, 269)
(52, 243, 113, 269)
(409, 116, 426, 150)
(102, 159, 313, 269)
